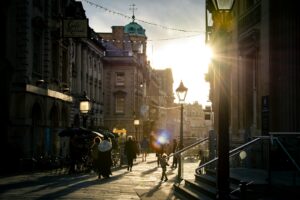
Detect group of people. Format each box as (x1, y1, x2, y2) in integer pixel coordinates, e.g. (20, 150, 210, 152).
(90, 136, 113, 179)
(70, 133, 179, 182)
(89, 134, 143, 178)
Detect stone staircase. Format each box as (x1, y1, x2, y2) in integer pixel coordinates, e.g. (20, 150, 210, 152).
(174, 167, 300, 200)
(174, 168, 241, 200)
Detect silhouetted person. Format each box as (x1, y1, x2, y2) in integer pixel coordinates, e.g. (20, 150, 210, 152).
(171, 139, 178, 168)
(69, 134, 84, 174)
(140, 136, 149, 162)
(124, 136, 137, 171)
(160, 153, 169, 181)
(98, 136, 112, 179)
(90, 136, 102, 174)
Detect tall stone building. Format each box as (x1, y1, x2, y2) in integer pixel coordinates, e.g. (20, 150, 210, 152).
(99, 16, 177, 142)
(206, 0, 300, 165)
(184, 102, 212, 140)
(154, 69, 175, 132)
(99, 17, 149, 141)
(1, 0, 105, 172)
(1, 0, 177, 173)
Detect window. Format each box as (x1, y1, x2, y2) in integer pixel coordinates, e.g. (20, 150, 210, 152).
(115, 72, 125, 86)
(205, 114, 211, 120)
(115, 96, 125, 114)
(33, 31, 43, 75)
(62, 48, 68, 82)
(52, 42, 59, 80)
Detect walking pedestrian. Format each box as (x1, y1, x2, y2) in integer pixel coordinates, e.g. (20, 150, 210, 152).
(140, 136, 149, 162)
(171, 139, 178, 169)
(160, 153, 169, 181)
(90, 136, 101, 174)
(156, 142, 168, 167)
(68, 134, 84, 174)
(98, 136, 113, 179)
(198, 149, 206, 174)
(132, 136, 140, 158)
(124, 135, 137, 171)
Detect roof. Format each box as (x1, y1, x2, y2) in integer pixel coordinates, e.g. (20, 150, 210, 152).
(124, 22, 146, 37)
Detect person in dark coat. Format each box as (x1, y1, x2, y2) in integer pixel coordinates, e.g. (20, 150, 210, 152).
(156, 143, 165, 167)
(171, 139, 178, 168)
(90, 136, 101, 174)
(68, 134, 84, 174)
(98, 136, 113, 179)
(160, 153, 169, 181)
(140, 136, 149, 162)
(124, 135, 137, 171)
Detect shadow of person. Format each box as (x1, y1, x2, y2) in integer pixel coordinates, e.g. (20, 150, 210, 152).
(140, 166, 158, 177)
(135, 181, 162, 198)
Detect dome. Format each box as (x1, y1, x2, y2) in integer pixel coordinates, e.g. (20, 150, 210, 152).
(124, 22, 146, 37)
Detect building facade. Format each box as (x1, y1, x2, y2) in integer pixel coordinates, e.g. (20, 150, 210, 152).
(2, 0, 177, 172)
(99, 20, 176, 142)
(1, 0, 105, 172)
(99, 18, 150, 142)
(206, 0, 300, 166)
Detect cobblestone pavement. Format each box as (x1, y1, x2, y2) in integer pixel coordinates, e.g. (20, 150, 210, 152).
(0, 154, 189, 200)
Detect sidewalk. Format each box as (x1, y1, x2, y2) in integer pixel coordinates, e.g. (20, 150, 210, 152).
(0, 153, 182, 200)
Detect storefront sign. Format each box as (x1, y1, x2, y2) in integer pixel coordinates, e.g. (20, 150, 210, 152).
(63, 19, 88, 38)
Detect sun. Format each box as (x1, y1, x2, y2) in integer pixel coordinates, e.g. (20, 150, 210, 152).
(148, 36, 212, 105)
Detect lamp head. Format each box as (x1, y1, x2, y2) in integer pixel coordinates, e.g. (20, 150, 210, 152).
(79, 93, 91, 114)
(134, 119, 140, 126)
(212, 0, 235, 11)
(176, 80, 188, 103)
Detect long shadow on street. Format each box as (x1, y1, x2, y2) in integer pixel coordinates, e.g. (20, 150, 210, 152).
(0, 170, 129, 200)
(0, 173, 91, 194)
(34, 172, 129, 200)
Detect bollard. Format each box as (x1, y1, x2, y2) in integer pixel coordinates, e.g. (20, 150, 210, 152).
(239, 181, 247, 200)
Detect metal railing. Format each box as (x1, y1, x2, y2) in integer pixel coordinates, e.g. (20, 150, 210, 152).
(195, 137, 262, 175)
(191, 133, 300, 197)
(270, 133, 300, 171)
(167, 137, 209, 181)
(168, 137, 209, 159)
(170, 132, 300, 199)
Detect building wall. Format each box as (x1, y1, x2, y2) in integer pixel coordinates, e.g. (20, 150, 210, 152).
(269, 1, 300, 131)
(100, 25, 148, 141)
(100, 25, 176, 142)
(2, 0, 105, 172)
(102, 58, 137, 135)
(208, 0, 300, 150)
(233, 0, 300, 140)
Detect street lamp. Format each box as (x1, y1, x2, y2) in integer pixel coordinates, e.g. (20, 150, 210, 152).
(79, 93, 91, 128)
(175, 80, 188, 182)
(134, 119, 140, 140)
(210, 0, 235, 199)
(212, 0, 234, 11)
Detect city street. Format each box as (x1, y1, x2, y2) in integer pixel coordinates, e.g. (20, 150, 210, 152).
(0, 154, 183, 200)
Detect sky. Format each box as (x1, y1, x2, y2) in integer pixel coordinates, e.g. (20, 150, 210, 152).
(80, 0, 211, 105)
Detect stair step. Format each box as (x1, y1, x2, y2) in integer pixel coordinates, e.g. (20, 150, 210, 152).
(195, 174, 216, 187)
(195, 173, 240, 191)
(174, 182, 214, 200)
(204, 168, 216, 176)
(176, 168, 275, 199)
(185, 179, 216, 199)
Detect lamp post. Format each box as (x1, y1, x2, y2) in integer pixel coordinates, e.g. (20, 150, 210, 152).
(134, 119, 140, 140)
(175, 80, 188, 182)
(210, 0, 235, 199)
(79, 93, 91, 128)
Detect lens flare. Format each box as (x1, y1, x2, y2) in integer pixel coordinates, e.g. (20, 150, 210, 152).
(150, 129, 171, 152)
